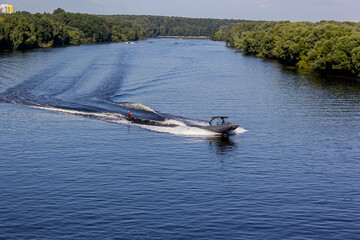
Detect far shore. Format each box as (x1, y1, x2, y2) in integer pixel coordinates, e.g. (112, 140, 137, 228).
(156, 36, 209, 39)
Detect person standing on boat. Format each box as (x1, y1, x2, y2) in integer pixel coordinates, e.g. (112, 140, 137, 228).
(221, 117, 226, 124)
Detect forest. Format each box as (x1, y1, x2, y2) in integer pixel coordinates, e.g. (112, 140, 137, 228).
(1, 9, 360, 78)
(0, 8, 145, 50)
(212, 21, 360, 77)
(0, 10, 243, 51)
(104, 15, 246, 37)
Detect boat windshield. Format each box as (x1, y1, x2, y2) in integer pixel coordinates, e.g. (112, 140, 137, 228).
(209, 116, 229, 125)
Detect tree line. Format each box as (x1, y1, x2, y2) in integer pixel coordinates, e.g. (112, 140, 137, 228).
(2, 9, 359, 78)
(0, 8, 145, 50)
(212, 21, 360, 78)
(0, 9, 246, 51)
(104, 15, 246, 37)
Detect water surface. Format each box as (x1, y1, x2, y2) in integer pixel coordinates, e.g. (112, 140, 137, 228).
(1, 39, 360, 239)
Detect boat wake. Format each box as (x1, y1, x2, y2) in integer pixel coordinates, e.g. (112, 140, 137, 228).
(29, 103, 247, 137)
(0, 43, 247, 138)
(116, 102, 159, 115)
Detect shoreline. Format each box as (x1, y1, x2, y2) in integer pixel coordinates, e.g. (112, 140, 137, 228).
(156, 36, 209, 39)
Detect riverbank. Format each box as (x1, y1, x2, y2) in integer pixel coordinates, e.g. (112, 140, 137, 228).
(214, 21, 360, 79)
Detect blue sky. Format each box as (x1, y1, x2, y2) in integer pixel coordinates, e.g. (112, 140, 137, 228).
(3, 0, 359, 22)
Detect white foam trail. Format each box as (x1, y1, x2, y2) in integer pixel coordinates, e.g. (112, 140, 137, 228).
(30, 106, 125, 119)
(105, 116, 219, 137)
(162, 119, 187, 126)
(117, 102, 158, 114)
(30, 105, 247, 137)
(132, 123, 221, 137)
(234, 127, 248, 135)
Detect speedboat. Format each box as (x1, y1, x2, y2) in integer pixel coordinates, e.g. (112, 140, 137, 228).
(125, 114, 238, 135)
(197, 116, 239, 134)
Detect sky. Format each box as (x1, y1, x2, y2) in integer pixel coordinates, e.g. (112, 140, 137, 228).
(2, 0, 359, 22)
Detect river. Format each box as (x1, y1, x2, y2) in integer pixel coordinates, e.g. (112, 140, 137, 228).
(1, 38, 360, 239)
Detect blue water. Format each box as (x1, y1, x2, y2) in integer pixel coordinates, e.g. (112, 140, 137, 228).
(1, 39, 360, 239)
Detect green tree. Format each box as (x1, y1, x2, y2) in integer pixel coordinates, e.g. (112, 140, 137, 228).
(222, 20, 360, 78)
(351, 46, 360, 76)
(53, 8, 66, 14)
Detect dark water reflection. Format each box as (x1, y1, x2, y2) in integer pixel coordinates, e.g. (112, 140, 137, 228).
(208, 136, 237, 155)
(278, 65, 360, 98)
